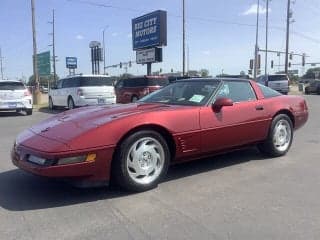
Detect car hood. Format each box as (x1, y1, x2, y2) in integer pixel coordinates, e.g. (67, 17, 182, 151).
(29, 103, 173, 145)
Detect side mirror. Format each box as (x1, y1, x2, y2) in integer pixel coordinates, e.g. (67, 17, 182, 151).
(212, 97, 233, 111)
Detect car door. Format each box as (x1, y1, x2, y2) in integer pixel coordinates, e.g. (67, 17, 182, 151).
(200, 80, 270, 154)
(54, 80, 63, 106)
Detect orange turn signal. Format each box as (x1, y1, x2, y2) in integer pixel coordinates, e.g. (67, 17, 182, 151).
(86, 153, 96, 162)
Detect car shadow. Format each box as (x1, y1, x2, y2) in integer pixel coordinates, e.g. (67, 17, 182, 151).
(0, 111, 26, 117)
(38, 106, 65, 114)
(0, 148, 264, 212)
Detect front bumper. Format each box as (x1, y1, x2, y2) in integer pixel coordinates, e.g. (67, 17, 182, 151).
(11, 144, 115, 183)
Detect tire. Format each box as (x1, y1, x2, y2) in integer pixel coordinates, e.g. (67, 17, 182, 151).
(68, 97, 75, 109)
(113, 130, 170, 192)
(258, 114, 293, 157)
(305, 87, 310, 95)
(131, 95, 139, 103)
(48, 97, 55, 110)
(26, 109, 33, 115)
(317, 87, 320, 95)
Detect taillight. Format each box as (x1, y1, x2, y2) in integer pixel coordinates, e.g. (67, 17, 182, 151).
(77, 88, 84, 96)
(24, 89, 31, 96)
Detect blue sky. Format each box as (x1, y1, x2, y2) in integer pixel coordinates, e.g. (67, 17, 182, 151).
(0, 0, 320, 80)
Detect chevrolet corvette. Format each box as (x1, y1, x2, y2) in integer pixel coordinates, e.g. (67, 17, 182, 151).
(12, 78, 308, 192)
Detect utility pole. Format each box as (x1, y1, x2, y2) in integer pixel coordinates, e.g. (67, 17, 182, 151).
(182, 0, 186, 76)
(0, 47, 3, 80)
(31, 0, 39, 90)
(102, 25, 108, 75)
(284, 0, 291, 74)
(48, 9, 57, 85)
(253, 0, 260, 79)
(265, 0, 270, 76)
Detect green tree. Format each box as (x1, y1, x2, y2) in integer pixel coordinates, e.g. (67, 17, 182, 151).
(28, 74, 59, 87)
(199, 69, 209, 77)
(303, 67, 320, 79)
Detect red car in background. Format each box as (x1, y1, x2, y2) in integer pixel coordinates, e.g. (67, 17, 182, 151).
(12, 78, 308, 192)
(115, 76, 169, 103)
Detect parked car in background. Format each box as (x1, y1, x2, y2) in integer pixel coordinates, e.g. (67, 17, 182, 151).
(304, 79, 320, 94)
(40, 85, 48, 93)
(256, 74, 290, 94)
(12, 78, 308, 192)
(0, 80, 33, 115)
(115, 76, 169, 103)
(48, 75, 116, 110)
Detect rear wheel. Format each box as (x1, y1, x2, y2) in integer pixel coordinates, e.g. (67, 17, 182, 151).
(258, 114, 293, 157)
(26, 109, 33, 115)
(68, 97, 75, 109)
(113, 130, 170, 192)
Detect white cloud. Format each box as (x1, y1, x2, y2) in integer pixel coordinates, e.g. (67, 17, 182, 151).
(111, 32, 119, 37)
(242, 4, 271, 16)
(202, 50, 211, 56)
(76, 34, 84, 40)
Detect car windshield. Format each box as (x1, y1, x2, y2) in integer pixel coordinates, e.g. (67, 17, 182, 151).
(0, 81, 25, 90)
(139, 80, 220, 106)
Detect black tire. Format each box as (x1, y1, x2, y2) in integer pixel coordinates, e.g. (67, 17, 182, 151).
(258, 114, 293, 157)
(26, 109, 33, 115)
(305, 87, 310, 95)
(113, 130, 170, 192)
(317, 87, 320, 95)
(131, 95, 139, 103)
(49, 97, 55, 110)
(68, 97, 75, 109)
(16, 109, 22, 113)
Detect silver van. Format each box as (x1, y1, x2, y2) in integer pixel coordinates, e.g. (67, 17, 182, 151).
(256, 74, 289, 95)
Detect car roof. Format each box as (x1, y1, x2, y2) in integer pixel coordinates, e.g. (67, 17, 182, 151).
(176, 77, 250, 82)
(0, 80, 23, 83)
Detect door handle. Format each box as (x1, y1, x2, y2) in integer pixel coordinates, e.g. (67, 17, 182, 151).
(255, 105, 264, 110)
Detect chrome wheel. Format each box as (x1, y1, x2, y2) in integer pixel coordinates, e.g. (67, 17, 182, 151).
(126, 137, 165, 185)
(273, 119, 292, 152)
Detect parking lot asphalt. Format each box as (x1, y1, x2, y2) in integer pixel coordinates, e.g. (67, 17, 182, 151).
(0, 95, 319, 240)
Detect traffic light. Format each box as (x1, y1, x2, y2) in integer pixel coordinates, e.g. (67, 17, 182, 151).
(302, 54, 305, 66)
(119, 62, 122, 68)
(128, 61, 132, 67)
(248, 69, 252, 75)
(289, 52, 293, 60)
(271, 60, 274, 69)
(249, 59, 254, 70)
(257, 54, 261, 69)
(288, 62, 291, 68)
(160, 68, 162, 73)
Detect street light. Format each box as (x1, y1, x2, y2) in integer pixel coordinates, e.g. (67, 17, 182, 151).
(102, 25, 109, 75)
(254, 0, 260, 79)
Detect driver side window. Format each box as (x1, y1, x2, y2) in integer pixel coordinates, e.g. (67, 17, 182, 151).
(216, 81, 256, 103)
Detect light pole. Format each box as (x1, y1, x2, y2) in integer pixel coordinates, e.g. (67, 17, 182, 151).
(284, 0, 291, 74)
(264, 0, 270, 76)
(182, 0, 186, 76)
(102, 25, 109, 75)
(253, 0, 260, 79)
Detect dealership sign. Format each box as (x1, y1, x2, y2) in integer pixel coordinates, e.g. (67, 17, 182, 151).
(136, 48, 162, 64)
(66, 57, 77, 69)
(132, 10, 167, 50)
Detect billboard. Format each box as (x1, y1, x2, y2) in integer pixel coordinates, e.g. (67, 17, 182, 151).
(132, 10, 167, 50)
(36, 51, 51, 76)
(66, 57, 77, 69)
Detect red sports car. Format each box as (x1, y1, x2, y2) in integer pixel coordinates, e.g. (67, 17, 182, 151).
(12, 78, 308, 192)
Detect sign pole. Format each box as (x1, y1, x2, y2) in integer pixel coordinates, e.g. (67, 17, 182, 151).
(147, 63, 152, 75)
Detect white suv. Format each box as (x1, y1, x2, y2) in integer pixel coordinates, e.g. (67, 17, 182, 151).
(48, 75, 116, 110)
(0, 80, 33, 115)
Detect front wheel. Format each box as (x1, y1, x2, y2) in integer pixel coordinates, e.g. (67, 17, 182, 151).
(113, 130, 170, 192)
(49, 97, 55, 110)
(258, 114, 293, 157)
(26, 109, 33, 115)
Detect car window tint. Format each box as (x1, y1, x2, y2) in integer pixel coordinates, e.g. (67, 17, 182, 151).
(268, 75, 288, 81)
(124, 78, 147, 87)
(257, 83, 282, 98)
(216, 81, 256, 102)
(0, 81, 25, 90)
(147, 78, 169, 86)
(115, 80, 123, 88)
(79, 77, 113, 86)
(57, 80, 63, 89)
